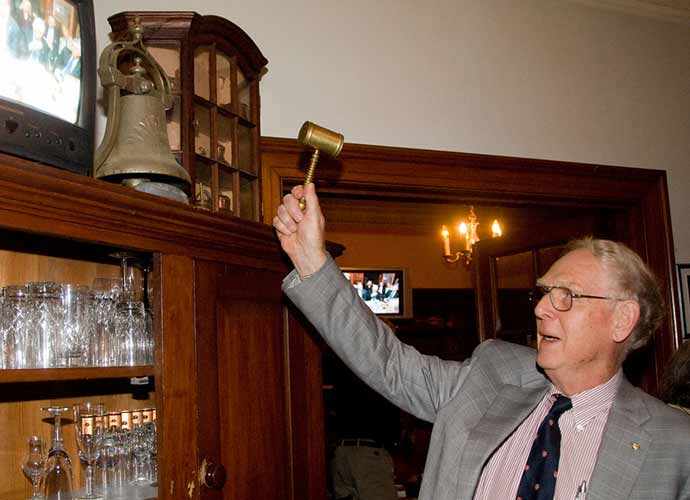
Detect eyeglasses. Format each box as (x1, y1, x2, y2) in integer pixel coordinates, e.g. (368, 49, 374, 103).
(529, 284, 624, 312)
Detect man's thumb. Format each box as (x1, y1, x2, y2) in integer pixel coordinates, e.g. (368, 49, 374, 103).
(304, 182, 321, 215)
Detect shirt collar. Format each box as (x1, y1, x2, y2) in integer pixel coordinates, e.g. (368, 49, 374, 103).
(547, 370, 622, 427)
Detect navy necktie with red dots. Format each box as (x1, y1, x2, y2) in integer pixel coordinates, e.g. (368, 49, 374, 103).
(516, 394, 573, 500)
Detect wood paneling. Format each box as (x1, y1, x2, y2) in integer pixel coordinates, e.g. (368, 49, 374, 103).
(0, 153, 285, 271)
(215, 265, 290, 500)
(157, 254, 198, 498)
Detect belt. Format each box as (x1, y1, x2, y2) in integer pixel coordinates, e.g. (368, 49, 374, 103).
(339, 438, 382, 448)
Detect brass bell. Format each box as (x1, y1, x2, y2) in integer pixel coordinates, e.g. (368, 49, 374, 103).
(95, 93, 189, 184)
(94, 22, 190, 188)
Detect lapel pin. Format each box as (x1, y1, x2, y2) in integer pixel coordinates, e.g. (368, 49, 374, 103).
(631, 442, 640, 450)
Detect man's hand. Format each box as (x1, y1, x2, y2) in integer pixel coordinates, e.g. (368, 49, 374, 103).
(273, 183, 327, 278)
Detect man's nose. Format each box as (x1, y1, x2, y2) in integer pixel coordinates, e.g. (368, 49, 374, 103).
(534, 293, 555, 319)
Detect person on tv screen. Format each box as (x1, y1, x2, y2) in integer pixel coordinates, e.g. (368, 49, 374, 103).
(44, 14, 61, 70)
(273, 183, 690, 500)
(16, 0, 33, 56)
(27, 16, 48, 66)
(58, 35, 80, 78)
(0, 0, 24, 59)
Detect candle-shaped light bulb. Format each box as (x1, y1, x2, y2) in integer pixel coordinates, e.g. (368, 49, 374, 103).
(441, 225, 451, 255)
(458, 221, 468, 235)
(491, 219, 503, 238)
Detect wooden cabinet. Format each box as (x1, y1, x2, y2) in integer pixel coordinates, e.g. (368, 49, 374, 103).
(0, 154, 323, 499)
(107, 11, 267, 220)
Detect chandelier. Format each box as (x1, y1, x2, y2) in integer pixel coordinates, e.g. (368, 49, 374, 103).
(440, 206, 502, 265)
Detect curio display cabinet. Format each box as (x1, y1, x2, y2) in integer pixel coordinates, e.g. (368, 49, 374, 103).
(107, 11, 268, 220)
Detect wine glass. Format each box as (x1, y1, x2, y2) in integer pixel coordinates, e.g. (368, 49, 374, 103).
(42, 406, 74, 500)
(22, 435, 46, 500)
(110, 252, 143, 303)
(73, 402, 106, 500)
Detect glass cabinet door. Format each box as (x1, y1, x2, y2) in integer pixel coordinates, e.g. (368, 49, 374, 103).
(190, 44, 260, 220)
(147, 45, 182, 153)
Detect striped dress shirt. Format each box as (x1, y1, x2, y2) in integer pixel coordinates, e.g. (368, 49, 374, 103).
(473, 371, 622, 500)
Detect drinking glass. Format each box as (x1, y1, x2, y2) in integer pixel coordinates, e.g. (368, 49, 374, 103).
(91, 278, 121, 367)
(111, 252, 143, 303)
(42, 406, 74, 500)
(130, 414, 152, 485)
(61, 285, 94, 367)
(28, 282, 63, 368)
(114, 301, 146, 366)
(73, 402, 105, 500)
(3, 285, 31, 368)
(100, 412, 124, 491)
(22, 435, 46, 500)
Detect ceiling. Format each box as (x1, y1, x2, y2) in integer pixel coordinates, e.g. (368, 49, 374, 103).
(319, 195, 613, 238)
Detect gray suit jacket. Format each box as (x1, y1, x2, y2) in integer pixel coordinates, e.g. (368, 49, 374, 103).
(284, 256, 690, 500)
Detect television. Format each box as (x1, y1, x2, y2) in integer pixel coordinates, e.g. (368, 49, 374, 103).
(342, 267, 408, 317)
(0, 0, 96, 175)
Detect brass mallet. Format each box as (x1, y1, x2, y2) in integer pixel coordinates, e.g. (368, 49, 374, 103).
(297, 121, 344, 210)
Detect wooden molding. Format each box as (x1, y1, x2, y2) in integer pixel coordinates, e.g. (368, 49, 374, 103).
(0, 153, 286, 270)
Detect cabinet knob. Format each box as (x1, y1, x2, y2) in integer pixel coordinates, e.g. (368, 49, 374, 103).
(199, 458, 227, 490)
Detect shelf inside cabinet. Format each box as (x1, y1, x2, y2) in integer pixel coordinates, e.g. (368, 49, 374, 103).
(0, 366, 155, 384)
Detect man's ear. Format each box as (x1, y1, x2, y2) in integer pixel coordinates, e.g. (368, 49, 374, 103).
(612, 300, 640, 343)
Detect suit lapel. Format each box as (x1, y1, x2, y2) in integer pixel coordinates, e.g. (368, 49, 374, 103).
(587, 379, 651, 500)
(455, 377, 549, 500)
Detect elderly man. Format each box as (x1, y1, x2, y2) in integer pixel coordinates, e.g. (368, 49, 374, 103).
(274, 184, 690, 500)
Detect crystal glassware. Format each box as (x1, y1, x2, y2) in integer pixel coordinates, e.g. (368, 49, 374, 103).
(130, 414, 152, 485)
(60, 285, 95, 367)
(3, 285, 31, 368)
(42, 406, 74, 500)
(28, 282, 63, 368)
(114, 301, 146, 366)
(92, 278, 121, 367)
(73, 402, 106, 500)
(111, 253, 143, 303)
(22, 435, 46, 500)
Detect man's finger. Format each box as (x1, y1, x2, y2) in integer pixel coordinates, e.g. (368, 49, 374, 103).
(291, 184, 305, 199)
(273, 215, 295, 237)
(303, 183, 321, 215)
(276, 204, 298, 232)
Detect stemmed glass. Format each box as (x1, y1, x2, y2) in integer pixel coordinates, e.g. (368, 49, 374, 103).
(42, 406, 74, 500)
(22, 435, 46, 500)
(73, 402, 106, 500)
(111, 252, 141, 303)
(109, 252, 151, 366)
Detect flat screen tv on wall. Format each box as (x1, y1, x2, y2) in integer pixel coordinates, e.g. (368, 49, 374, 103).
(342, 267, 408, 318)
(0, 0, 96, 175)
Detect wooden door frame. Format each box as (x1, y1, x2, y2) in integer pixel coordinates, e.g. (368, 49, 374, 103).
(261, 136, 681, 498)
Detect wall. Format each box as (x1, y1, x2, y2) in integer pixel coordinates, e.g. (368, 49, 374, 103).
(93, 0, 690, 261)
(328, 228, 473, 290)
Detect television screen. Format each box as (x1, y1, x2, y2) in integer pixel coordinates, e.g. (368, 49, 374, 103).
(0, 0, 82, 124)
(342, 268, 406, 317)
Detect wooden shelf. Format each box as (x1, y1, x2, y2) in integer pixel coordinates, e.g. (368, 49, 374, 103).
(0, 366, 154, 384)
